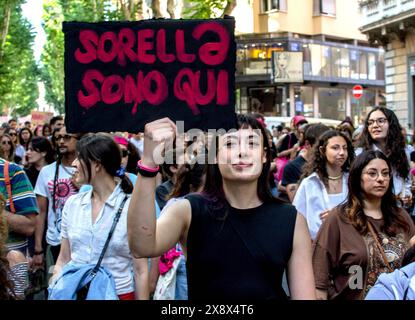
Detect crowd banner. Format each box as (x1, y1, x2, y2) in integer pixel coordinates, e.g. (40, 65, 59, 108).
(31, 111, 54, 126)
(63, 18, 237, 133)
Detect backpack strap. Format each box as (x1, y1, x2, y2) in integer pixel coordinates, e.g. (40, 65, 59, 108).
(4, 160, 16, 214)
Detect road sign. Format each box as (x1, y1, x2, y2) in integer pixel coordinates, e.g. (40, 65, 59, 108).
(353, 85, 363, 99)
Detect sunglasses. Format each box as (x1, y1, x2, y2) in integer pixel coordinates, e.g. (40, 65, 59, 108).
(2, 141, 11, 145)
(55, 134, 79, 141)
(9, 133, 16, 136)
(121, 149, 130, 157)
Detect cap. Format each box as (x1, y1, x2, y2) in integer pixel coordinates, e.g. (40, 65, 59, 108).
(113, 135, 128, 147)
(292, 115, 307, 127)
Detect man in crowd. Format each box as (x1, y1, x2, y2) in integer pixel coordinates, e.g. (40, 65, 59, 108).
(49, 116, 65, 133)
(33, 126, 80, 273)
(1, 157, 38, 298)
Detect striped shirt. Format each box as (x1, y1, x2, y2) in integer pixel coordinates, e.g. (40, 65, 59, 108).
(0, 158, 39, 250)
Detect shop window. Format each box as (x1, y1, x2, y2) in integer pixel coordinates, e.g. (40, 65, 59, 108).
(368, 52, 377, 80)
(310, 44, 322, 76)
(350, 50, 359, 80)
(351, 89, 376, 126)
(359, 52, 368, 80)
(318, 88, 346, 120)
(295, 86, 314, 117)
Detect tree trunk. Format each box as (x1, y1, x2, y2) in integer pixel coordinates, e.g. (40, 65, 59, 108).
(119, 0, 131, 20)
(222, 0, 237, 17)
(0, 1, 12, 63)
(151, 0, 162, 18)
(166, 0, 175, 18)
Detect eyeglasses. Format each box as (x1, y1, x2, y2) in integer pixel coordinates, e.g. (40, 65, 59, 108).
(121, 149, 130, 157)
(9, 133, 16, 136)
(55, 134, 78, 141)
(2, 141, 11, 145)
(363, 170, 391, 180)
(367, 117, 388, 127)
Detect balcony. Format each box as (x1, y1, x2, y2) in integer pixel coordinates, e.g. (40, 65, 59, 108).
(360, 0, 415, 32)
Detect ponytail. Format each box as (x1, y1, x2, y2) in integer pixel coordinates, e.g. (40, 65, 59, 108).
(120, 174, 133, 194)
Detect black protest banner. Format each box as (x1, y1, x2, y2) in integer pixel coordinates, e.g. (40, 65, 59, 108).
(63, 18, 237, 133)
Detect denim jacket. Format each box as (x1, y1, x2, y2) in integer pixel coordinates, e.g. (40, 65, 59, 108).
(48, 262, 118, 300)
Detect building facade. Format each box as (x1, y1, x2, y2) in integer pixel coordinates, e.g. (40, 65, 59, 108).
(235, 0, 386, 126)
(359, 0, 415, 130)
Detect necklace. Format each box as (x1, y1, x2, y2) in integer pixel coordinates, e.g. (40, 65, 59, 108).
(328, 174, 343, 180)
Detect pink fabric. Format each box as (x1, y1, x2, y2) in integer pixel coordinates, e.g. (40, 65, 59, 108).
(137, 160, 159, 172)
(114, 135, 128, 147)
(411, 167, 415, 176)
(293, 115, 306, 127)
(159, 248, 181, 275)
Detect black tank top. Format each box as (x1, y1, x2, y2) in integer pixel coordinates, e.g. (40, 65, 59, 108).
(185, 193, 297, 301)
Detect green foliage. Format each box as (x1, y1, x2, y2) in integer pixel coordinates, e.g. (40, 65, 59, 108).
(40, 0, 142, 114)
(183, 0, 228, 19)
(0, 0, 39, 117)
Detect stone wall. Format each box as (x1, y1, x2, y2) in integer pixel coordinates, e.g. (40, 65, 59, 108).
(384, 33, 415, 129)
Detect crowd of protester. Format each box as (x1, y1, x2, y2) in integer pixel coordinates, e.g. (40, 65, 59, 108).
(1, 107, 415, 300)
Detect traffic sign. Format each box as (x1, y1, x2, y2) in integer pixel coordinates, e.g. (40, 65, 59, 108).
(353, 85, 363, 99)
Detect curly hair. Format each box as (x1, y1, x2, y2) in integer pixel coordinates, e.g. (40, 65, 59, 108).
(302, 130, 355, 188)
(338, 150, 410, 236)
(0, 195, 16, 299)
(360, 106, 409, 179)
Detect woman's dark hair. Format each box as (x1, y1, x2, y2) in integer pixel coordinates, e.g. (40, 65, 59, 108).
(360, 106, 409, 179)
(203, 114, 282, 213)
(29, 137, 55, 164)
(339, 150, 410, 236)
(18, 127, 33, 151)
(126, 140, 140, 174)
(0, 196, 16, 300)
(168, 154, 207, 200)
(0, 134, 16, 162)
(302, 130, 354, 187)
(76, 133, 133, 194)
(42, 123, 51, 137)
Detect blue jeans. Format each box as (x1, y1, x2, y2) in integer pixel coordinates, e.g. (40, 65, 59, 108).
(175, 257, 188, 300)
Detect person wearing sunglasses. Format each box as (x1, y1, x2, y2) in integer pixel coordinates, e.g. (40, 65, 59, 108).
(1, 134, 22, 165)
(357, 107, 412, 209)
(32, 127, 81, 274)
(313, 150, 415, 300)
(5, 128, 25, 161)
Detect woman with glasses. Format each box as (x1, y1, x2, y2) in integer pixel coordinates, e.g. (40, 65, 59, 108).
(313, 150, 415, 300)
(357, 107, 412, 208)
(292, 130, 354, 240)
(0, 134, 22, 164)
(6, 128, 25, 161)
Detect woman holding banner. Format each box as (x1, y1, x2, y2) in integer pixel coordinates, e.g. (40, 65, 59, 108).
(127, 114, 315, 300)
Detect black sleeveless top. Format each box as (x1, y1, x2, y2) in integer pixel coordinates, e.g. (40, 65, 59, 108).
(185, 193, 297, 301)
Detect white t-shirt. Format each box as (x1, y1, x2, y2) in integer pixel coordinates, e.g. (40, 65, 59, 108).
(34, 162, 78, 246)
(293, 172, 348, 240)
(61, 184, 134, 295)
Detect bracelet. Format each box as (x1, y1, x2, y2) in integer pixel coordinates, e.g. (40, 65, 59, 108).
(137, 160, 160, 173)
(33, 250, 44, 255)
(137, 167, 159, 178)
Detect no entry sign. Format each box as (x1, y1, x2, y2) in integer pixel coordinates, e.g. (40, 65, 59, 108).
(352, 85, 363, 99)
